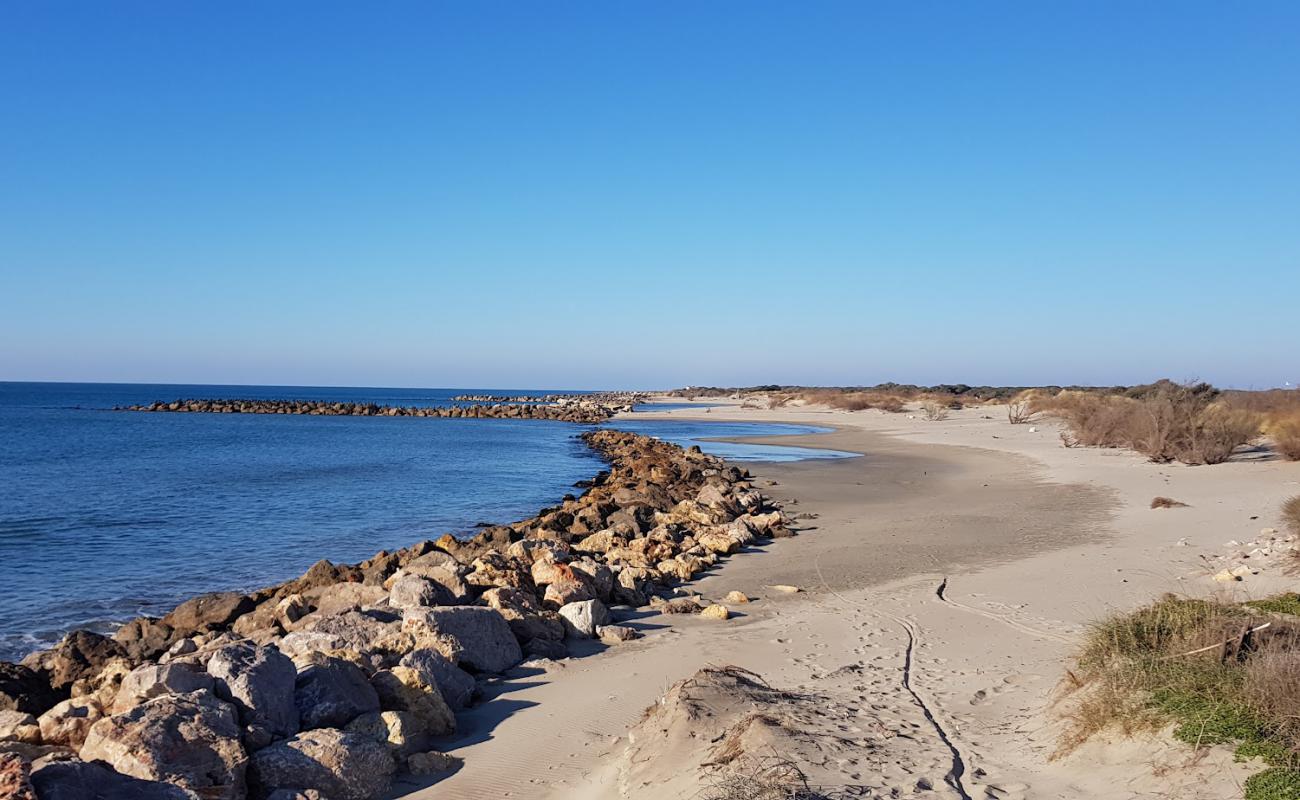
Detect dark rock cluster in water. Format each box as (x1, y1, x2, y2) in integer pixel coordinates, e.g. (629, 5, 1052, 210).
(115, 394, 648, 424)
(0, 430, 790, 800)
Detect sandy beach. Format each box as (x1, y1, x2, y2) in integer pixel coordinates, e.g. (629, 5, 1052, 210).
(405, 399, 1300, 800)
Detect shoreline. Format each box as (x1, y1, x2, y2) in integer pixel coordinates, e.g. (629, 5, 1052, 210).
(7, 397, 1299, 798)
(1, 426, 803, 800)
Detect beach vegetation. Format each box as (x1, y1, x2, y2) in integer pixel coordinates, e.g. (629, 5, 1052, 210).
(701, 757, 832, 800)
(1035, 381, 1260, 465)
(1266, 412, 1300, 461)
(1058, 593, 1300, 793)
(1283, 496, 1300, 536)
(920, 400, 949, 421)
(1006, 390, 1043, 424)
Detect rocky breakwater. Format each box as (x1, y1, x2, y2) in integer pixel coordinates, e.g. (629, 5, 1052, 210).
(0, 430, 791, 799)
(117, 397, 621, 424)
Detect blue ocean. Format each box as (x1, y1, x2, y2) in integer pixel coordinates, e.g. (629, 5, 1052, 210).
(0, 382, 850, 661)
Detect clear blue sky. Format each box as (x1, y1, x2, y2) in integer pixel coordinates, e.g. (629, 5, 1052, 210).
(2, 2, 1296, 390)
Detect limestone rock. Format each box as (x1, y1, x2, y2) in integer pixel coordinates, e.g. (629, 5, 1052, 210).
(293, 655, 379, 730)
(207, 644, 298, 745)
(597, 625, 640, 644)
(112, 617, 175, 663)
(388, 574, 456, 609)
(700, 604, 730, 620)
(21, 631, 127, 693)
(369, 668, 454, 736)
(80, 690, 246, 800)
(36, 698, 103, 748)
(480, 587, 564, 645)
(405, 750, 462, 776)
(399, 649, 476, 711)
(557, 600, 610, 639)
(722, 591, 751, 604)
(112, 662, 214, 713)
(248, 728, 395, 800)
(161, 592, 256, 637)
(0, 710, 41, 744)
(543, 580, 594, 609)
(279, 609, 401, 658)
(401, 607, 521, 673)
(344, 710, 427, 757)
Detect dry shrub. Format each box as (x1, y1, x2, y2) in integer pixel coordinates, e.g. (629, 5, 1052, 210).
(1007, 389, 1047, 424)
(1283, 496, 1300, 536)
(784, 389, 908, 414)
(702, 757, 831, 800)
(1266, 411, 1300, 461)
(1037, 382, 1260, 465)
(920, 400, 949, 421)
(1151, 496, 1189, 509)
(1243, 647, 1300, 743)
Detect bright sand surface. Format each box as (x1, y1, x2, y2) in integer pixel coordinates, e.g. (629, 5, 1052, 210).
(396, 399, 1300, 800)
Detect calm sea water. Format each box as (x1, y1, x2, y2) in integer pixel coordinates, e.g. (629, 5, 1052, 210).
(0, 382, 849, 661)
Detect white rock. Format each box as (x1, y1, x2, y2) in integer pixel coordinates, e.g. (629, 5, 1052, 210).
(556, 599, 610, 639)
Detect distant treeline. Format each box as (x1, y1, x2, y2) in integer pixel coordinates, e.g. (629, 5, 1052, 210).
(668, 380, 1300, 466)
(669, 383, 1125, 401)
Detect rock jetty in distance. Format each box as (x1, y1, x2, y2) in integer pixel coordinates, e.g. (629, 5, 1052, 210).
(116, 393, 647, 425)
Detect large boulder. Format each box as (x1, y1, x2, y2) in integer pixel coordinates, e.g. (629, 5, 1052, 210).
(207, 644, 298, 746)
(543, 579, 594, 608)
(112, 617, 175, 663)
(112, 662, 214, 713)
(278, 609, 400, 658)
(0, 663, 62, 716)
(0, 710, 41, 743)
(292, 583, 389, 627)
(293, 655, 379, 730)
(248, 728, 395, 800)
(399, 649, 476, 711)
(36, 697, 103, 748)
(21, 632, 127, 693)
(557, 600, 611, 639)
(70, 658, 133, 710)
(369, 667, 455, 736)
(480, 588, 564, 645)
(401, 607, 521, 673)
(29, 758, 198, 800)
(391, 563, 471, 603)
(161, 593, 257, 638)
(387, 574, 456, 610)
(344, 710, 427, 758)
(80, 690, 246, 800)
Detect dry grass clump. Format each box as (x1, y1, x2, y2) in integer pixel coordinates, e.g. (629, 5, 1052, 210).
(702, 757, 833, 800)
(1037, 381, 1260, 465)
(1266, 412, 1300, 461)
(1059, 594, 1300, 795)
(920, 400, 949, 421)
(1281, 496, 1300, 540)
(1151, 496, 1189, 509)
(774, 389, 908, 414)
(1006, 390, 1045, 424)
